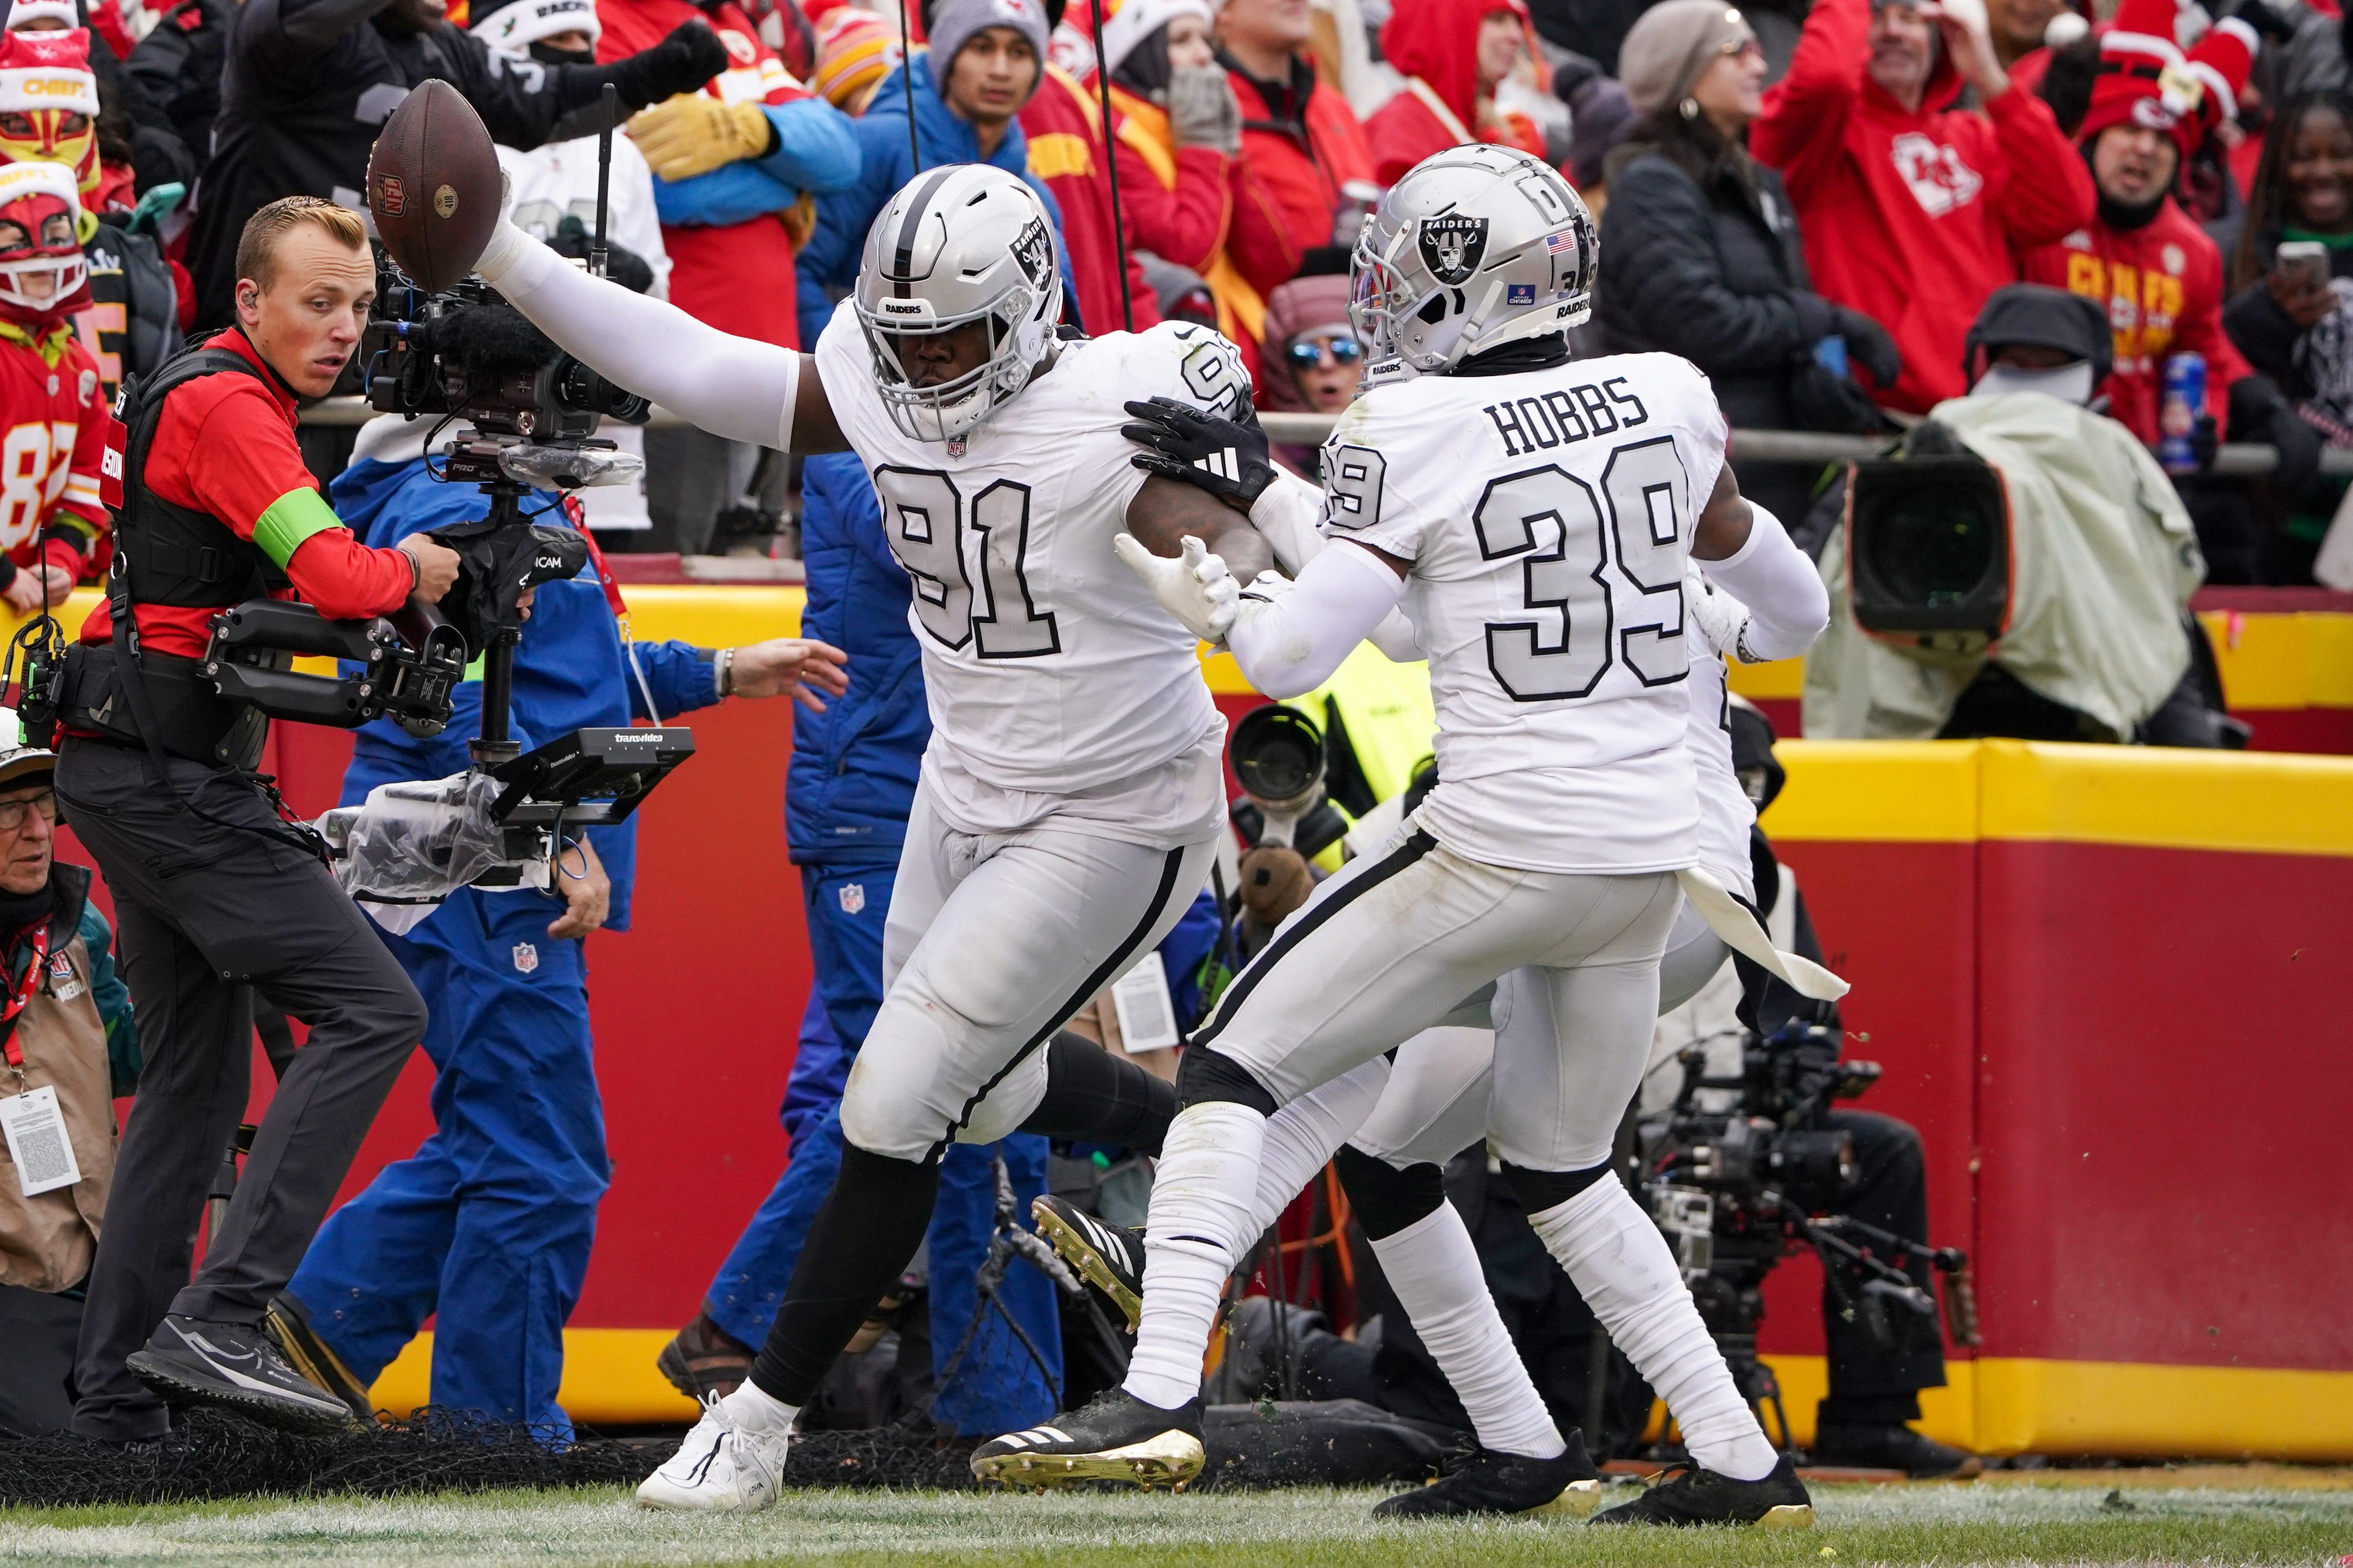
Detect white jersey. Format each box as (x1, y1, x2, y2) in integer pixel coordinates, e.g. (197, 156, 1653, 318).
(498, 137, 669, 532)
(1323, 351, 1729, 874)
(815, 304, 1243, 846)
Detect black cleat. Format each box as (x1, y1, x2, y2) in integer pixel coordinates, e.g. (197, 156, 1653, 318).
(264, 1293, 376, 1423)
(1591, 1452, 1814, 1527)
(1032, 1195, 1145, 1333)
(1374, 1430, 1606, 1518)
(128, 1314, 357, 1434)
(972, 1388, 1205, 1490)
(1813, 1421, 1983, 1478)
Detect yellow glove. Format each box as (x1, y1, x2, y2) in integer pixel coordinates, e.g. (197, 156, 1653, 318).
(627, 94, 773, 182)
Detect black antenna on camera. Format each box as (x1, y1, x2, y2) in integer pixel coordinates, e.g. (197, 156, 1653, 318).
(1086, 0, 1132, 332)
(591, 82, 616, 280)
(901, 0, 921, 172)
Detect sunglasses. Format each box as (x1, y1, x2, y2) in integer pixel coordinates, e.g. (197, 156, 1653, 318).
(1286, 336, 1364, 367)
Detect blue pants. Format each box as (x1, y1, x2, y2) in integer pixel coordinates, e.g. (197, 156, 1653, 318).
(703, 862, 1061, 1436)
(288, 887, 607, 1439)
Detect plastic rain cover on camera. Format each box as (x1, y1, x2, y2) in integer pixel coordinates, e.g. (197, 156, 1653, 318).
(317, 771, 539, 934)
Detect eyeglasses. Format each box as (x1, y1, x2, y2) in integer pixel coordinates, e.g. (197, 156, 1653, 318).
(0, 790, 57, 831)
(1286, 336, 1364, 368)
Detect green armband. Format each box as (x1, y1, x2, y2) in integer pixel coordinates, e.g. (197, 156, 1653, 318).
(251, 486, 344, 570)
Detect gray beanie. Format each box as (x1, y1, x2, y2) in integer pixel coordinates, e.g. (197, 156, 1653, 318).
(928, 0, 1052, 91)
(1617, 0, 1753, 119)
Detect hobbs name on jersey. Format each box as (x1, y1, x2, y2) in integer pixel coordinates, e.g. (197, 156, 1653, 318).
(1480, 375, 1650, 459)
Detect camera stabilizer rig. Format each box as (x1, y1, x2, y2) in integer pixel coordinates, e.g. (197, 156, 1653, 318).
(1642, 1023, 1981, 1452)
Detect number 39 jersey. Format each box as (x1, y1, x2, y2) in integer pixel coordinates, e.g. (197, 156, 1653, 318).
(1322, 352, 1727, 875)
(814, 301, 1243, 842)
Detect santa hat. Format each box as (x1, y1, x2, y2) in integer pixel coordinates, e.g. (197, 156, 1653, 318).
(470, 0, 600, 52)
(3, 0, 78, 30)
(2075, 0, 2249, 165)
(811, 4, 898, 107)
(0, 25, 97, 117)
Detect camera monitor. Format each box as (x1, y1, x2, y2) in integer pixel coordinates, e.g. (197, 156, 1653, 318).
(1845, 454, 2012, 639)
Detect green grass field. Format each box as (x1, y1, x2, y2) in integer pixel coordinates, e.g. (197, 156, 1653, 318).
(6, 1469, 2352, 1567)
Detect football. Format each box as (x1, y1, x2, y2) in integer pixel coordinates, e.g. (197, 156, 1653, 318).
(366, 79, 501, 293)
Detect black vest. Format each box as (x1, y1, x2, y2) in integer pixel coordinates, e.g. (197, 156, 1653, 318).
(114, 346, 293, 612)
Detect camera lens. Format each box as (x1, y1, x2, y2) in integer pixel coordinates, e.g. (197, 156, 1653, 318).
(1231, 704, 1325, 804)
(1861, 493, 1998, 610)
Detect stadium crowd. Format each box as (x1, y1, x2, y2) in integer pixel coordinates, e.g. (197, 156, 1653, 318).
(0, 0, 2333, 1483)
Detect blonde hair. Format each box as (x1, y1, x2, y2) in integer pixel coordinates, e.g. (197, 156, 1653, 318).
(235, 196, 368, 294)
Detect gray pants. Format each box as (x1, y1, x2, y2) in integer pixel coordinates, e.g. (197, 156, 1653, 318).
(840, 783, 1216, 1163)
(640, 426, 777, 555)
(1195, 826, 1682, 1172)
(56, 741, 427, 1442)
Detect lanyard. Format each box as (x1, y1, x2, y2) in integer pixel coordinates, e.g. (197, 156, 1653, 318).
(0, 920, 52, 1070)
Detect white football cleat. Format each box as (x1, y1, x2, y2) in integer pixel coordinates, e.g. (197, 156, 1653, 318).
(634, 1394, 791, 1512)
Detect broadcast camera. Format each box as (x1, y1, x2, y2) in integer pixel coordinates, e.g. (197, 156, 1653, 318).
(1640, 1022, 1978, 1448)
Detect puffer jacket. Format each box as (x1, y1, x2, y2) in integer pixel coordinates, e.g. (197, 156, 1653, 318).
(785, 451, 927, 866)
(1597, 141, 1831, 434)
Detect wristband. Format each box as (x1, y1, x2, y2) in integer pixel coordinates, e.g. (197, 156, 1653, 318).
(715, 646, 735, 698)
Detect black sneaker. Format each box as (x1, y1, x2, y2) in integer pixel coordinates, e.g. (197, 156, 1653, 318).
(264, 1293, 375, 1423)
(971, 1388, 1205, 1490)
(1590, 1452, 1814, 1527)
(1032, 1195, 1145, 1333)
(1814, 1421, 1983, 1479)
(127, 1314, 357, 1434)
(655, 1312, 757, 1402)
(1373, 1430, 1605, 1518)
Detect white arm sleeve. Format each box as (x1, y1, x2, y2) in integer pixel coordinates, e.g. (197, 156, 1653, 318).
(1249, 468, 1422, 663)
(476, 226, 802, 450)
(1227, 540, 1408, 699)
(1697, 503, 1828, 662)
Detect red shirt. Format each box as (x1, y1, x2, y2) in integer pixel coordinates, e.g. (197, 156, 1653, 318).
(2019, 199, 2251, 444)
(0, 328, 110, 585)
(1224, 56, 1374, 300)
(598, 0, 815, 349)
(1019, 65, 1160, 336)
(1751, 0, 2095, 412)
(80, 330, 413, 659)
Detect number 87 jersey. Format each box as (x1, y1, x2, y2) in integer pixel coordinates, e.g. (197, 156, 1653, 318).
(1322, 351, 1727, 877)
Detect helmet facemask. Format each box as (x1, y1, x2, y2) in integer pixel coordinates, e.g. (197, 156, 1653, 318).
(0, 187, 86, 323)
(860, 279, 1047, 444)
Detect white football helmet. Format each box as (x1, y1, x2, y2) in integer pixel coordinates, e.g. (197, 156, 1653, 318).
(853, 163, 1061, 443)
(1348, 144, 1597, 380)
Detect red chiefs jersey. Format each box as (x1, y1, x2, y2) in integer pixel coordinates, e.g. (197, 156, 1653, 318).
(2019, 198, 2251, 445)
(597, 0, 815, 348)
(0, 331, 109, 581)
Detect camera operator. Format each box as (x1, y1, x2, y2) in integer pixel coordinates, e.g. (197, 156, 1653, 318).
(1643, 702, 1973, 1477)
(262, 320, 847, 1440)
(1803, 284, 2233, 748)
(52, 195, 460, 1444)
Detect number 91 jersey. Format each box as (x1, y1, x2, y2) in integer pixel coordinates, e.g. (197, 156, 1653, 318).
(1321, 352, 1726, 876)
(814, 301, 1244, 822)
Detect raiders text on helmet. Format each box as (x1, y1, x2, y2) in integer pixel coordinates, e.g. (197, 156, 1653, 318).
(1349, 144, 1597, 379)
(853, 164, 1061, 444)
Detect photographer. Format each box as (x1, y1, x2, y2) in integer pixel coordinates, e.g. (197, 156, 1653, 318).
(53, 195, 460, 1443)
(265, 377, 844, 1438)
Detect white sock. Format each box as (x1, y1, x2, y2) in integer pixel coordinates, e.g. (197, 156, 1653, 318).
(1370, 1203, 1564, 1460)
(1244, 1060, 1389, 1237)
(1124, 1101, 1267, 1410)
(1523, 1178, 1778, 1482)
(719, 1380, 798, 1437)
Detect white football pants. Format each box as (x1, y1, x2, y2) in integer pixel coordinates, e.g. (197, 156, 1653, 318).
(839, 783, 1216, 1162)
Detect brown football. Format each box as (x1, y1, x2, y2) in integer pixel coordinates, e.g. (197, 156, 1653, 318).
(366, 80, 501, 293)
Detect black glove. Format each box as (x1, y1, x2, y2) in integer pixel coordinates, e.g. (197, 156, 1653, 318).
(1121, 395, 1275, 510)
(551, 215, 656, 295)
(2189, 411, 2220, 472)
(1834, 305, 1903, 390)
(602, 21, 730, 113)
(2220, 0, 2300, 43)
(2269, 402, 2325, 497)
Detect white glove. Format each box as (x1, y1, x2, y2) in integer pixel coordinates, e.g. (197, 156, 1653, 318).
(1113, 532, 1240, 642)
(1685, 564, 1758, 663)
(472, 172, 531, 285)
